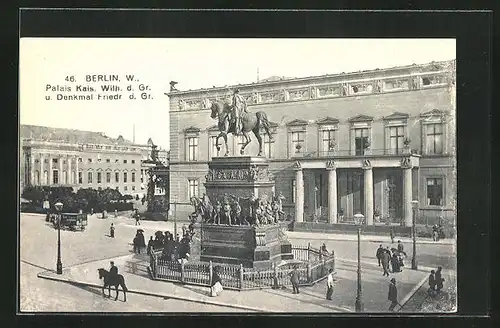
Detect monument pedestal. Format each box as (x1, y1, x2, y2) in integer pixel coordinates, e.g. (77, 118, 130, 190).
(199, 223, 292, 269)
(204, 156, 275, 203)
(199, 156, 293, 269)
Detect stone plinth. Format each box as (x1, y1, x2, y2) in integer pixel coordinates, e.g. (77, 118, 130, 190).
(204, 156, 275, 202)
(200, 156, 292, 269)
(199, 223, 292, 269)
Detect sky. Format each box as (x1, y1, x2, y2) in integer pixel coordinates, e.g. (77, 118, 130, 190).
(20, 38, 456, 149)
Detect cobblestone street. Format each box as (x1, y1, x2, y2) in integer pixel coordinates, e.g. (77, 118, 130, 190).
(20, 213, 455, 313)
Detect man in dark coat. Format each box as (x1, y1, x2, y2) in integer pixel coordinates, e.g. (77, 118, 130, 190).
(110, 261, 118, 278)
(147, 236, 154, 255)
(428, 270, 436, 295)
(289, 266, 300, 294)
(376, 245, 385, 267)
(388, 278, 398, 311)
(390, 227, 395, 243)
(381, 250, 391, 276)
(391, 253, 401, 273)
(435, 266, 444, 293)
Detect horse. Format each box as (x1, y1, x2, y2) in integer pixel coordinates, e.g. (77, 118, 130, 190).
(190, 196, 215, 223)
(209, 100, 273, 156)
(97, 268, 128, 302)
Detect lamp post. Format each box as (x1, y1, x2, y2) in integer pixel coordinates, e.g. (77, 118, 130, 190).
(411, 200, 419, 270)
(353, 213, 364, 312)
(54, 201, 63, 274)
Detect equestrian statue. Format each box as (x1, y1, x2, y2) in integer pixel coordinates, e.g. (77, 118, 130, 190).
(209, 89, 273, 157)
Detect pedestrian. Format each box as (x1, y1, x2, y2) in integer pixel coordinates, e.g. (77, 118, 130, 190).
(210, 266, 223, 297)
(390, 227, 395, 243)
(326, 269, 336, 300)
(388, 278, 398, 312)
(397, 240, 404, 253)
(432, 224, 438, 241)
(134, 210, 141, 226)
(133, 234, 139, 254)
(435, 266, 445, 293)
(138, 231, 146, 252)
(289, 266, 300, 294)
(376, 244, 384, 267)
(114, 209, 118, 218)
(109, 223, 115, 238)
(428, 270, 437, 296)
(381, 249, 391, 276)
(147, 236, 154, 255)
(391, 253, 401, 273)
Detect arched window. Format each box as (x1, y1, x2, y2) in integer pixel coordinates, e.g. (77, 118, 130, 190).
(43, 171, 48, 185)
(35, 170, 40, 185)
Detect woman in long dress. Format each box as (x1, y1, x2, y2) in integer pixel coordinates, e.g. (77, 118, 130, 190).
(210, 267, 223, 297)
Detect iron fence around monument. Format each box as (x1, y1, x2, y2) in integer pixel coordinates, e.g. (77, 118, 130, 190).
(149, 245, 335, 291)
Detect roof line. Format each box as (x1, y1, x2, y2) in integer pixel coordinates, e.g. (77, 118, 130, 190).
(165, 59, 455, 96)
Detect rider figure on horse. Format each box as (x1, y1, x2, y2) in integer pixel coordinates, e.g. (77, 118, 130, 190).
(231, 89, 247, 135)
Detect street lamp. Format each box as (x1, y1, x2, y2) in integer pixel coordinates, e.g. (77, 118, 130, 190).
(353, 213, 364, 312)
(54, 201, 63, 275)
(411, 200, 419, 270)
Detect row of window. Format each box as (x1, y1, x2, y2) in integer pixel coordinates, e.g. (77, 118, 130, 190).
(33, 170, 136, 185)
(185, 122, 445, 161)
(186, 177, 444, 207)
(35, 158, 137, 164)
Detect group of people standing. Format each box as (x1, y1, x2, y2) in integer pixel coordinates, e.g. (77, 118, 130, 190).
(428, 266, 445, 296)
(432, 224, 445, 241)
(376, 241, 407, 276)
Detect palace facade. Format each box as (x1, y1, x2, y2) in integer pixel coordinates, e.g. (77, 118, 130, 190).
(20, 125, 169, 198)
(167, 60, 456, 225)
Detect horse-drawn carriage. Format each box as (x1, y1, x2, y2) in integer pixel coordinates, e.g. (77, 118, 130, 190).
(52, 213, 88, 231)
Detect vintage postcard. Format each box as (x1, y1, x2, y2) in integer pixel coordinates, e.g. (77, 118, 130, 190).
(19, 37, 457, 313)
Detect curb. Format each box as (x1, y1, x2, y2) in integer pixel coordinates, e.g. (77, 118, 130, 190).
(288, 234, 455, 245)
(36, 271, 270, 313)
(397, 273, 429, 312)
(336, 257, 435, 273)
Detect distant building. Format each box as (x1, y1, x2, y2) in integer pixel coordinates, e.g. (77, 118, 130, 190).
(166, 60, 456, 225)
(20, 125, 169, 198)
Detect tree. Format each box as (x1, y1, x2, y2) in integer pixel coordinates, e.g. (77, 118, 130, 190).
(22, 186, 46, 206)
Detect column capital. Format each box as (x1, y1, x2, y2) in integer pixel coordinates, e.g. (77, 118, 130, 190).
(292, 161, 302, 171)
(361, 159, 372, 170)
(400, 157, 413, 169)
(325, 160, 337, 170)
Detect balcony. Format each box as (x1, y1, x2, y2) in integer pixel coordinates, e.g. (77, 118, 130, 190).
(292, 148, 420, 159)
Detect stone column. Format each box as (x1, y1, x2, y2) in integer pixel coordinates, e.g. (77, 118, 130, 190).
(48, 155, 53, 185)
(326, 160, 338, 224)
(59, 156, 63, 184)
(362, 160, 374, 225)
(30, 152, 35, 186)
(75, 156, 79, 184)
(39, 154, 45, 185)
(293, 161, 304, 223)
(67, 156, 72, 184)
(402, 158, 413, 227)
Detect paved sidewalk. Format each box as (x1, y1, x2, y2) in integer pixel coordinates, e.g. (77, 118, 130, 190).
(287, 231, 455, 245)
(38, 255, 428, 313)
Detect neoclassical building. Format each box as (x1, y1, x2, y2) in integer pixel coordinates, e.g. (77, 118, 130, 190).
(20, 125, 169, 198)
(167, 60, 456, 225)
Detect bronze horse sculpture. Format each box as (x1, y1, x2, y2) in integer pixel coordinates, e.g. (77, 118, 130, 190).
(98, 268, 128, 302)
(209, 100, 273, 157)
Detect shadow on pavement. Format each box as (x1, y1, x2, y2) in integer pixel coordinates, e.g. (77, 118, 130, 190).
(263, 289, 343, 312)
(178, 284, 210, 297)
(20, 260, 52, 272)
